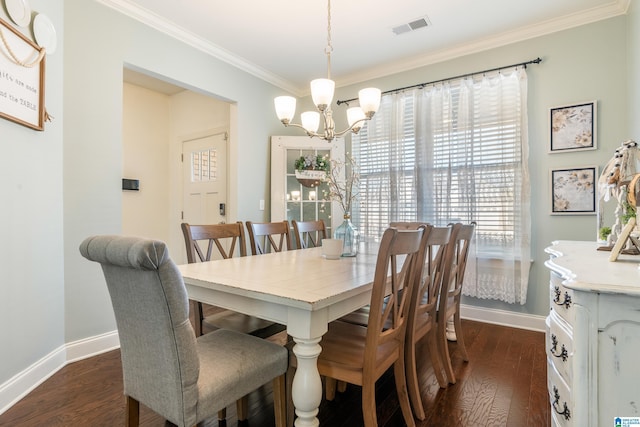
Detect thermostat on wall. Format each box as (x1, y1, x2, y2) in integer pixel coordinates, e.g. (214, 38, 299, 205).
(122, 178, 139, 191)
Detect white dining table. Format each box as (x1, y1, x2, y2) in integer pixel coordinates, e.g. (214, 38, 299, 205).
(177, 244, 379, 427)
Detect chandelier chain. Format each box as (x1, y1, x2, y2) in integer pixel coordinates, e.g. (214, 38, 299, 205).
(273, 0, 380, 142)
(325, 0, 332, 79)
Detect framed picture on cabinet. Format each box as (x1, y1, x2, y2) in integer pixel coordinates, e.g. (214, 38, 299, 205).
(549, 101, 596, 152)
(550, 166, 597, 215)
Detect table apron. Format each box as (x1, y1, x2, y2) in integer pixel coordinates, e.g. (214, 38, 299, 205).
(185, 282, 372, 339)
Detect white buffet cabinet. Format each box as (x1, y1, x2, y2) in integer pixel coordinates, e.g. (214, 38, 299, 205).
(544, 241, 640, 427)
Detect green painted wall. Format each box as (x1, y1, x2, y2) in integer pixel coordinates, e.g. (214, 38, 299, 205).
(327, 16, 629, 318)
(0, 0, 636, 404)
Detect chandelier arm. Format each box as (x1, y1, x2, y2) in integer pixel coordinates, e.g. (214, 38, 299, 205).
(279, 121, 323, 138)
(333, 118, 370, 138)
(273, 0, 380, 144)
(279, 116, 370, 141)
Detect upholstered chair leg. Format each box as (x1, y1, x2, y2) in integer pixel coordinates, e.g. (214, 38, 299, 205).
(191, 300, 204, 337)
(337, 380, 347, 393)
(126, 396, 139, 427)
(236, 396, 249, 421)
(285, 342, 297, 427)
(394, 358, 416, 427)
(286, 369, 295, 427)
(273, 375, 287, 427)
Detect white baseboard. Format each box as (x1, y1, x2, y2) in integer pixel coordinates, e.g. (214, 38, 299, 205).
(460, 303, 547, 332)
(1, 309, 542, 416)
(0, 344, 66, 416)
(66, 330, 120, 363)
(0, 330, 119, 416)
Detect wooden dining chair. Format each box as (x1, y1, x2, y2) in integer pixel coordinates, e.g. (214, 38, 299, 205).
(79, 235, 288, 427)
(332, 221, 451, 420)
(292, 219, 327, 249)
(438, 222, 476, 384)
(246, 220, 292, 255)
(181, 222, 280, 338)
(390, 221, 431, 230)
(309, 226, 429, 427)
(337, 222, 432, 327)
(405, 225, 452, 420)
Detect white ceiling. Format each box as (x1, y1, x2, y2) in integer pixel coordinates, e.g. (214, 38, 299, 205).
(108, 0, 629, 96)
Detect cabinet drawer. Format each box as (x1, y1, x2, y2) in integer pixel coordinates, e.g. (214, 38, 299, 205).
(549, 274, 575, 325)
(548, 358, 573, 427)
(546, 312, 573, 384)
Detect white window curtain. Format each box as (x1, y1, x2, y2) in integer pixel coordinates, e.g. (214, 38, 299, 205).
(353, 67, 531, 304)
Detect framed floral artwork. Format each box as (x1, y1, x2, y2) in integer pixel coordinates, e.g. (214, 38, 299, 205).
(550, 166, 597, 215)
(549, 101, 596, 152)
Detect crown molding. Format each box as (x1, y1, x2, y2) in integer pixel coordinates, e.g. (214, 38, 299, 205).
(335, 0, 630, 89)
(97, 0, 628, 97)
(96, 0, 301, 96)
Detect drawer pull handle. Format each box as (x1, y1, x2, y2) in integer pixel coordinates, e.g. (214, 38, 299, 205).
(552, 386, 571, 421)
(550, 334, 568, 362)
(553, 286, 572, 308)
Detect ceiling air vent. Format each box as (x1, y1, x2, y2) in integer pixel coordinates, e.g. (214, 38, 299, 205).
(392, 16, 431, 35)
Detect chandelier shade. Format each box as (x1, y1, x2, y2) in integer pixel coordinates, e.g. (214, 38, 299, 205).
(273, 0, 380, 142)
(301, 111, 320, 133)
(274, 96, 296, 124)
(346, 107, 365, 132)
(358, 88, 382, 118)
(310, 78, 335, 110)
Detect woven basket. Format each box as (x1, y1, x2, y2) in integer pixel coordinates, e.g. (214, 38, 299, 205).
(295, 170, 326, 188)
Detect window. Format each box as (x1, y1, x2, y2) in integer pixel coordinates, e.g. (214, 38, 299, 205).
(191, 149, 217, 182)
(352, 67, 531, 304)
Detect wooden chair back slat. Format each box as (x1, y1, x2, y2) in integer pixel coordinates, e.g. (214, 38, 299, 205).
(246, 221, 292, 255)
(292, 220, 327, 249)
(181, 222, 247, 262)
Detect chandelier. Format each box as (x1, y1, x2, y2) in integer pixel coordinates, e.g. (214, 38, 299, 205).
(274, 0, 381, 142)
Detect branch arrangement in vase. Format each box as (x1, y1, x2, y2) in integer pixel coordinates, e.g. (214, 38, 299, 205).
(322, 153, 359, 215)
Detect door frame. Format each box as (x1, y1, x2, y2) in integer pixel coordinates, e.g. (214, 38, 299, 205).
(270, 135, 344, 232)
(170, 126, 230, 264)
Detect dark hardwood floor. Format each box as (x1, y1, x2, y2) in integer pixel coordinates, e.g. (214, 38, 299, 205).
(0, 320, 550, 427)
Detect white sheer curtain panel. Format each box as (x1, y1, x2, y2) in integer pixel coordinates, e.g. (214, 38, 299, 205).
(353, 67, 531, 304)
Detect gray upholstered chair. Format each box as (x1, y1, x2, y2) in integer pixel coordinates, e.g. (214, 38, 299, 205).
(79, 235, 288, 427)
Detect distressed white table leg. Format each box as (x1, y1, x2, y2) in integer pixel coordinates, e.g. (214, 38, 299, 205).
(446, 317, 457, 341)
(292, 336, 322, 427)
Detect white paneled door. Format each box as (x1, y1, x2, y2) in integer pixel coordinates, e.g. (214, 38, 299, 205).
(183, 132, 228, 227)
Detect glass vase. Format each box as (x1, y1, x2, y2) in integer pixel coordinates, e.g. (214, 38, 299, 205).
(334, 213, 358, 257)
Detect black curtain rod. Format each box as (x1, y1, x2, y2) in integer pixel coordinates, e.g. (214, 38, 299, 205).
(336, 57, 542, 106)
